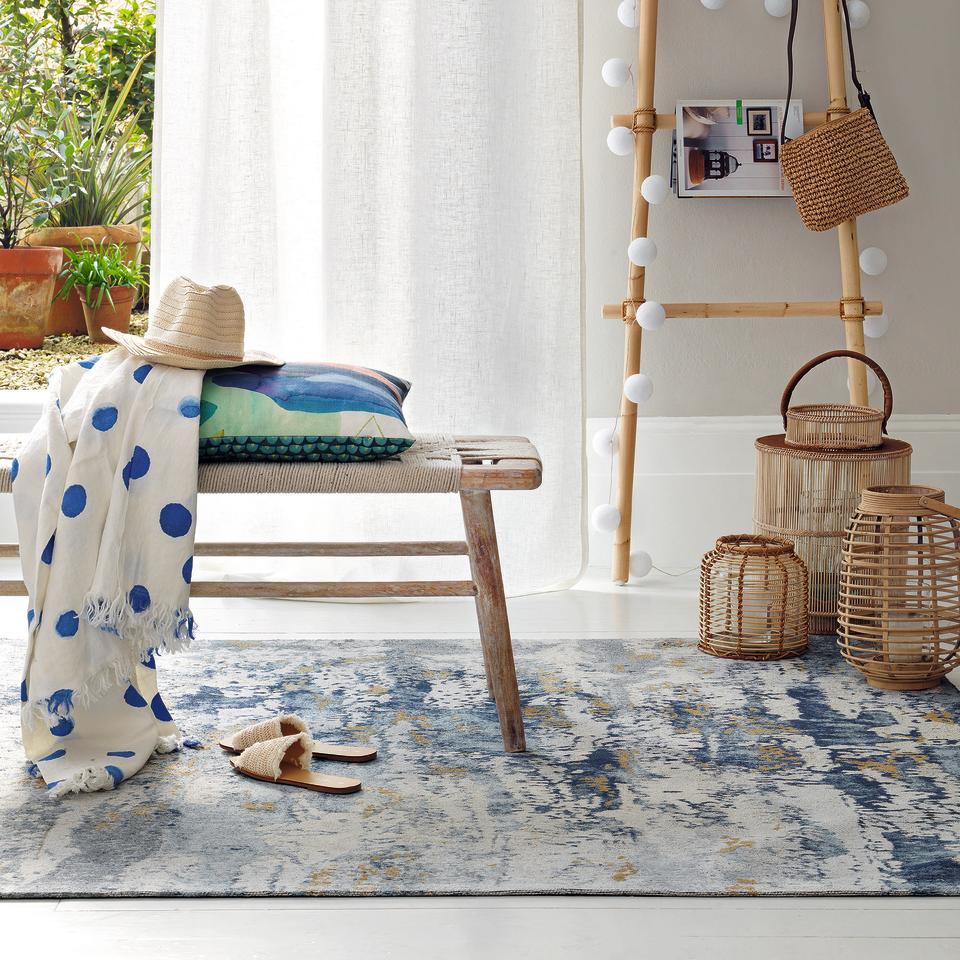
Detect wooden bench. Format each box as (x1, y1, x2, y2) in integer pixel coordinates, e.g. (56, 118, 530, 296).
(0, 434, 542, 752)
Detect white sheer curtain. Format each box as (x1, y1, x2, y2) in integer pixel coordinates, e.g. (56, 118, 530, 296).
(153, 0, 584, 593)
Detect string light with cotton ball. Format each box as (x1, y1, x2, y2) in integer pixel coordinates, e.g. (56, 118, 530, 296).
(764, 0, 790, 16)
(607, 126, 635, 156)
(591, 503, 621, 533)
(847, 0, 870, 29)
(635, 300, 666, 331)
(629, 550, 653, 579)
(591, 426, 619, 458)
(623, 373, 654, 404)
(640, 174, 669, 205)
(617, 1, 638, 28)
(700, 0, 728, 9)
(863, 312, 890, 339)
(601, 58, 631, 88)
(859, 247, 887, 276)
(627, 236, 657, 267)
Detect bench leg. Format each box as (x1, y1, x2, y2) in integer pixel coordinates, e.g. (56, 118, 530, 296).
(460, 490, 526, 753)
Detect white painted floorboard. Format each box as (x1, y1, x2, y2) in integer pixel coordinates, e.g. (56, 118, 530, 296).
(1, 569, 957, 958)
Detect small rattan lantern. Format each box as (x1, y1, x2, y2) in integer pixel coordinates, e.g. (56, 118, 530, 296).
(838, 486, 960, 690)
(755, 350, 912, 633)
(699, 534, 809, 661)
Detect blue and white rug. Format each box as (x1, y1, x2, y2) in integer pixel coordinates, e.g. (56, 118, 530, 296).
(2, 633, 959, 896)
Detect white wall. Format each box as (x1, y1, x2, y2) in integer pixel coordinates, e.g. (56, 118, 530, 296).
(584, 0, 959, 418)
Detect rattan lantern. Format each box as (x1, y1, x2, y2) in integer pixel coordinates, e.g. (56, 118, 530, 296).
(699, 534, 809, 660)
(755, 351, 912, 634)
(838, 486, 960, 690)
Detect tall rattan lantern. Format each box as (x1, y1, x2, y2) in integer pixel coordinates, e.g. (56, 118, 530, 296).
(838, 486, 960, 690)
(754, 351, 912, 634)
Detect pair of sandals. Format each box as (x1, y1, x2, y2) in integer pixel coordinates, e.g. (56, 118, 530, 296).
(219, 714, 376, 794)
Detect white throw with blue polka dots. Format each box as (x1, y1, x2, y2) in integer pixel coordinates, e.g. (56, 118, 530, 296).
(13, 348, 204, 798)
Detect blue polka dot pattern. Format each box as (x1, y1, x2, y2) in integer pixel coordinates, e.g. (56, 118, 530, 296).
(45, 779, 64, 790)
(19, 679, 27, 703)
(107, 750, 135, 758)
(182, 556, 193, 584)
(27, 608, 34, 626)
(159, 502, 192, 538)
(133, 363, 153, 383)
(55, 610, 79, 637)
(45, 453, 51, 476)
(179, 397, 201, 418)
(105, 765, 124, 786)
(151, 693, 173, 722)
(61, 484, 87, 518)
(91, 406, 119, 431)
(129, 584, 151, 613)
(123, 685, 147, 708)
(78, 356, 99, 369)
(39, 749, 66, 762)
(41, 534, 55, 565)
(49, 717, 74, 737)
(122, 445, 150, 489)
(10, 458, 18, 482)
(141, 649, 156, 669)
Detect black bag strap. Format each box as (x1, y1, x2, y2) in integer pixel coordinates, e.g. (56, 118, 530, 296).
(781, 0, 874, 146)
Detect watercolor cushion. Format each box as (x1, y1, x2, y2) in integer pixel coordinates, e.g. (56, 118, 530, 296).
(197, 362, 415, 462)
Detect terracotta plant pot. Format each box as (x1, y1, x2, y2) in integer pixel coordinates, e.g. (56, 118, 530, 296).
(0, 246, 64, 349)
(24, 224, 141, 335)
(80, 286, 136, 343)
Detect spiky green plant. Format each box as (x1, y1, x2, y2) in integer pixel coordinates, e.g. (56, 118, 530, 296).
(29, 56, 151, 228)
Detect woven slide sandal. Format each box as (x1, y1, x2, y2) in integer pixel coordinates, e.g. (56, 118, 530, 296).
(230, 733, 362, 794)
(219, 714, 376, 763)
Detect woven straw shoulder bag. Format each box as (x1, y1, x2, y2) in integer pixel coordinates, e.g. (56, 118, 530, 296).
(779, 0, 908, 232)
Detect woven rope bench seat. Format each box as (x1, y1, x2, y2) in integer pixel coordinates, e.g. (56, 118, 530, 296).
(0, 430, 541, 753)
(0, 434, 542, 495)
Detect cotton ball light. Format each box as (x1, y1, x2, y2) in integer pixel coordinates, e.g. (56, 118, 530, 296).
(623, 372, 654, 404)
(764, 0, 790, 16)
(601, 58, 630, 88)
(863, 312, 890, 339)
(847, 0, 870, 29)
(859, 246, 887, 276)
(627, 236, 657, 267)
(700, 0, 728, 9)
(607, 126, 635, 156)
(617, 1, 638, 28)
(591, 503, 621, 533)
(640, 174, 669, 205)
(636, 300, 666, 331)
(591, 426, 619, 458)
(629, 550, 653, 579)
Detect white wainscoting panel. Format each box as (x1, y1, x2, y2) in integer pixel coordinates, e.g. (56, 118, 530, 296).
(587, 415, 960, 571)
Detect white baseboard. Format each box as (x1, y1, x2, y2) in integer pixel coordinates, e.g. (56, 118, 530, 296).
(587, 414, 960, 570)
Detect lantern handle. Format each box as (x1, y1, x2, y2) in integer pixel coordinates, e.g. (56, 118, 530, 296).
(919, 497, 960, 522)
(780, 350, 893, 433)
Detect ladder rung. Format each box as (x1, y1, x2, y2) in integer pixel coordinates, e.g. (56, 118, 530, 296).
(610, 111, 828, 131)
(602, 300, 883, 321)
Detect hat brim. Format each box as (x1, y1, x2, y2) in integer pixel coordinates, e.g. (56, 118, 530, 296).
(100, 328, 284, 370)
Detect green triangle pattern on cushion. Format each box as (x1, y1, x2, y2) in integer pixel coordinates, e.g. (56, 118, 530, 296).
(198, 435, 415, 463)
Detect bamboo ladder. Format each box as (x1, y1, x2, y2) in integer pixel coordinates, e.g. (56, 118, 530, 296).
(604, 0, 878, 583)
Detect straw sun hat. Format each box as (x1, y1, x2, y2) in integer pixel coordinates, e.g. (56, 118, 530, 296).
(102, 276, 283, 370)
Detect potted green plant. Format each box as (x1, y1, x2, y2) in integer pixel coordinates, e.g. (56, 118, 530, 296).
(25, 58, 151, 335)
(55, 240, 144, 343)
(0, 13, 64, 348)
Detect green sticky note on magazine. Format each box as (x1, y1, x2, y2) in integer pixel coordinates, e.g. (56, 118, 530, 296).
(736, 99, 743, 124)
